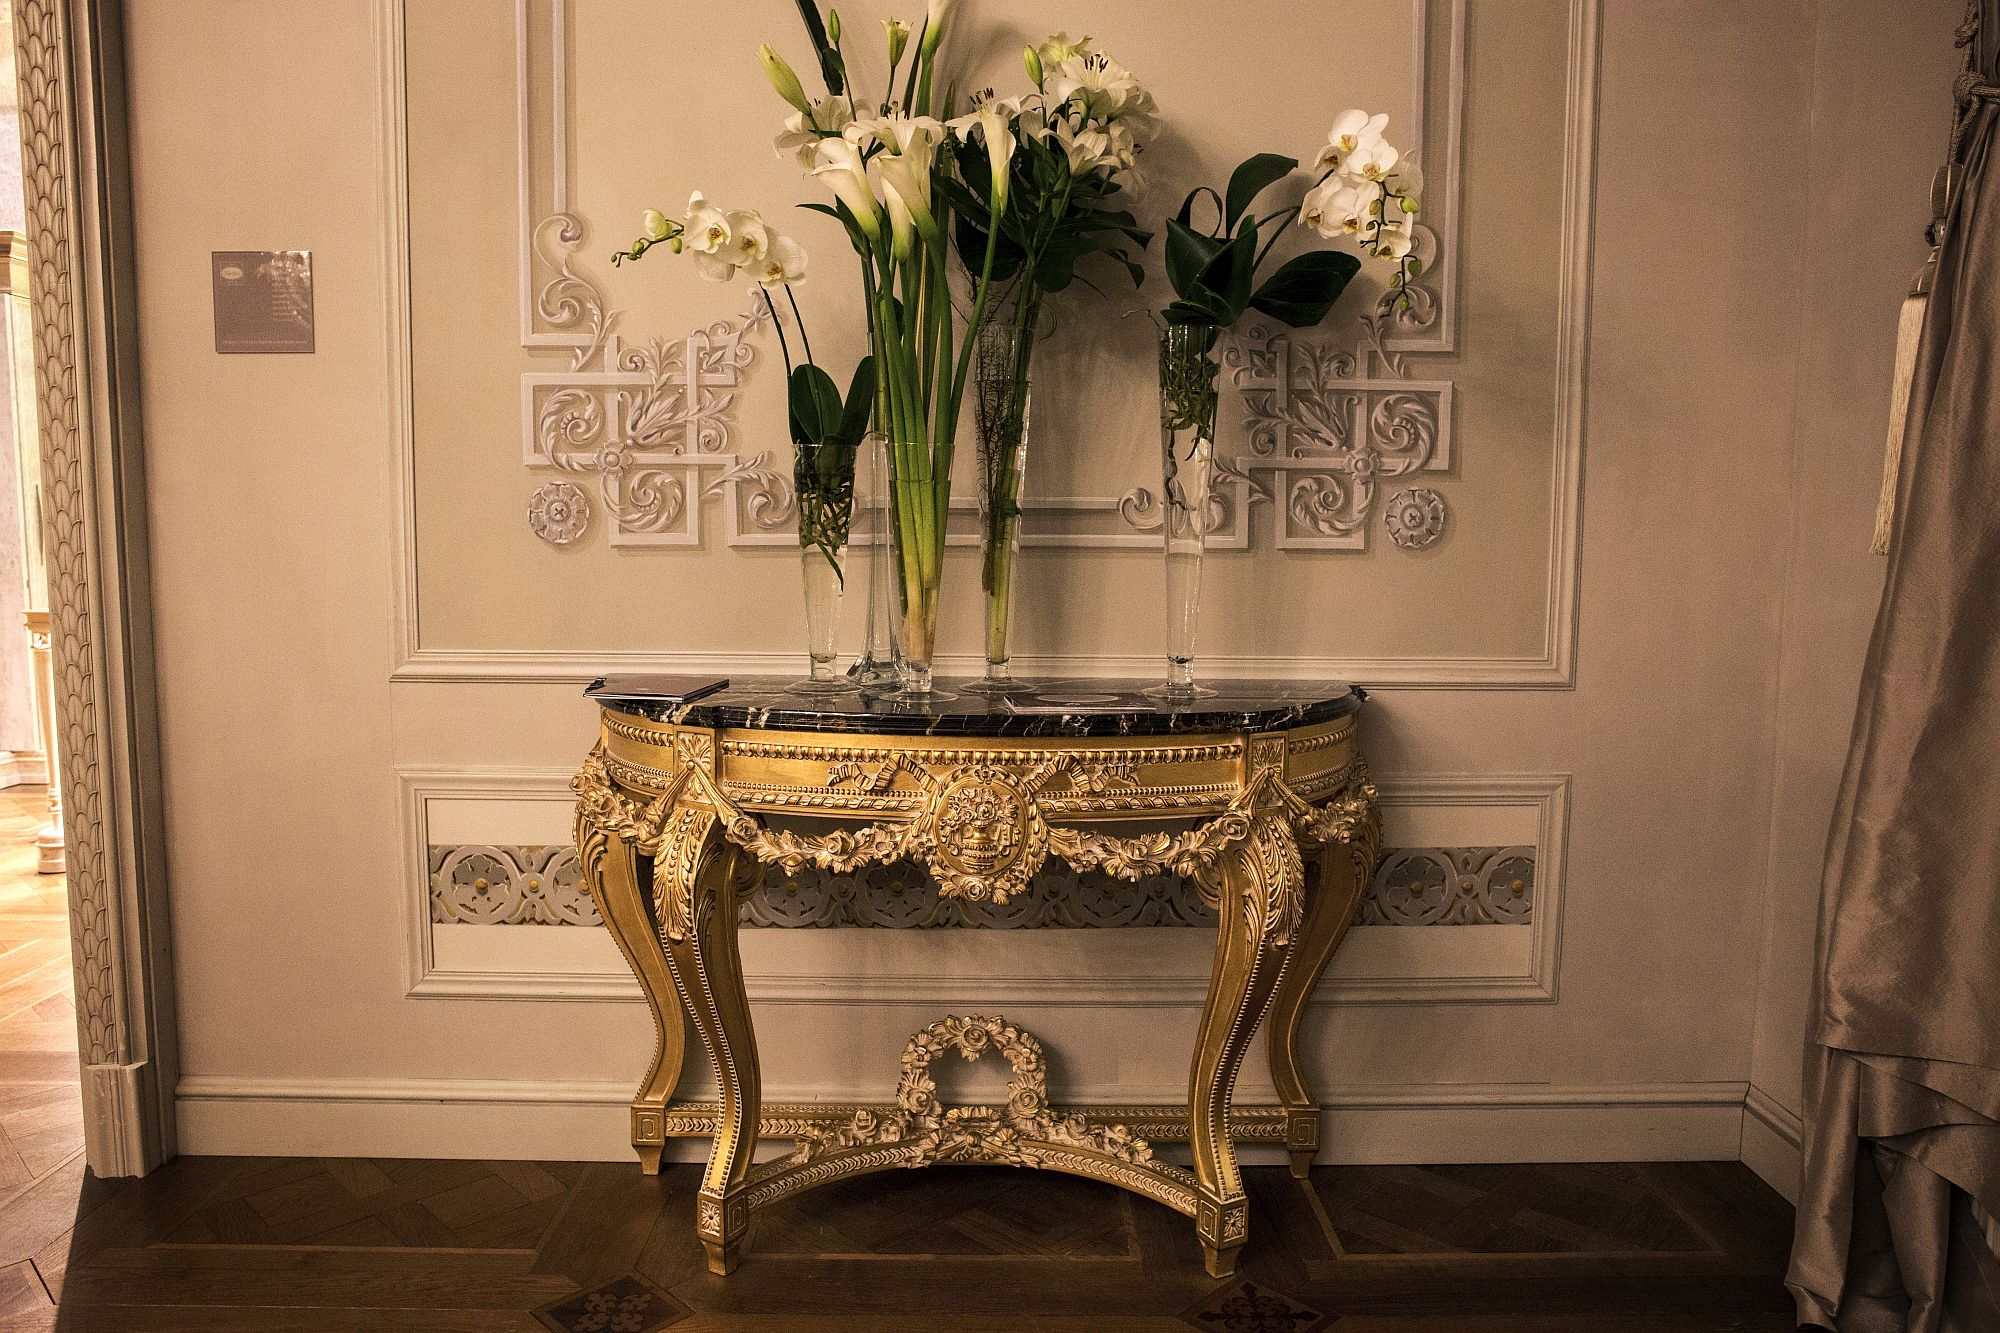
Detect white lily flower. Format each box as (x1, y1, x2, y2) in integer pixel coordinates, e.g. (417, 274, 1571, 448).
(1047, 52, 1144, 122)
(919, 0, 954, 57)
(774, 97, 853, 170)
(756, 233, 809, 287)
(726, 210, 770, 266)
(874, 149, 939, 244)
(951, 105, 1017, 209)
(810, 138, 883, 241)
(1037, 31, 1092, 66)
(684, 192, 732, 255)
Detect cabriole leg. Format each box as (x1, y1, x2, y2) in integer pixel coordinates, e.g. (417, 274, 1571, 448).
(1188, 813, 1299, 1278)
(658, 810, 762, 1275)
(577, 826, 684, 1175)
(1265, 843, 1371, 1178)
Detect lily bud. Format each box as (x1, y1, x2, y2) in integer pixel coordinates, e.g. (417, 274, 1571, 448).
(920, 0, 954, 56)
(827, 8, 841, 43)
(1023, 44, 1043, 86)
(757, 44, 813, 115)
(884, 18, 910, 71)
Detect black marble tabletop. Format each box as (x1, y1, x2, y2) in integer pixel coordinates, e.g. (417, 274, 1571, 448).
(587, 675, 1365, 738)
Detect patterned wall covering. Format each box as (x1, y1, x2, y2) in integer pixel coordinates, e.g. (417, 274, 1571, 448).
(427, 845, 1536, 929)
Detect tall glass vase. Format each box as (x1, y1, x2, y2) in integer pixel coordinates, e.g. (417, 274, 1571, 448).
(789, 441, 859, 695)
(1148, 324, 1222, 701)
(851, 433, 901, 689)
(885, 441, 949, 700)
(966, 309, 1038, 695)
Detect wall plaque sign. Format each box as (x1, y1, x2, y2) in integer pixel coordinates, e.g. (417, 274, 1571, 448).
(211, 250, 314, 354)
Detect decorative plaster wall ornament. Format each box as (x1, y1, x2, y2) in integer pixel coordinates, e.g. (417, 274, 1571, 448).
(527, 481, 591, 545)
(1383, 486, 1448, 550)
(509, 5, 1463, 557)
(428, 843, 1536, 928)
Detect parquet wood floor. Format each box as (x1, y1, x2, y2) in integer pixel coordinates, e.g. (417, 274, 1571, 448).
(0, 785, 85, 1325)
(3, 1153, 1797, 1330)
(0, 789, 1804, 1330)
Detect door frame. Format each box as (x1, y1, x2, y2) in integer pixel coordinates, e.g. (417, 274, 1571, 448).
(13, 0, 177, 1175)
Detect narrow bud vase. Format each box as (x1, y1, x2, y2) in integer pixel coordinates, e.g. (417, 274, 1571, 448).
(789, 440, 859, 696)
(1147, 324, 1222, 701)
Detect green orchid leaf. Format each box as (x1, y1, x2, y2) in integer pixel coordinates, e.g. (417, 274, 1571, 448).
(1249, 249, 1363, 327)
(1225, 153, 1298, 231)
(1166, 218, 1225, 300)
(1195, 218, 1258, 325)
(788, 363, 843, 446)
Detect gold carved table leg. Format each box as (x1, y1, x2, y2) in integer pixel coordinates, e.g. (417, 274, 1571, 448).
(1267, 772, 1382, 1178)
(1188, 808, 1300, 1278)
(656, 806, 763, 1276)
(575, 823, 684, 1175)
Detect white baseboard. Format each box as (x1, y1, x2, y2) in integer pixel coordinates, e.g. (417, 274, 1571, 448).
(1741, 1083, 1803, 1203)
(0, 753, 47, 788)
(175, 1074, 1750, 1165)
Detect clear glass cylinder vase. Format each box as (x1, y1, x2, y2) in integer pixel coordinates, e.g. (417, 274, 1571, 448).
(885, 441, 947, 699)
(1149, 324, 1223, 700)
(852, 433, 901, 689)
(966, 313, 1037, 695)
(790, 442, 858, 695)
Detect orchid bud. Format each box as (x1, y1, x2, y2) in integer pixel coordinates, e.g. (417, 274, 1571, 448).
(757, 44, 813, 115)
(642, 209, 671, 242)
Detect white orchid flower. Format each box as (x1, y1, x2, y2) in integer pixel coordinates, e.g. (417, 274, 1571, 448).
(693, 251, 741, 283)
(810, 138, 883, 241)
(684, 192, 732, 255)
(1301, 178, 1374, 238)
(1319, 110, 1393, 174)
(950, 106, 1017, 209)
(1343, 135, 1400, 182)
(726, 210, 770, 266)
(755, 233, 809, 287)
(1371, 221, 1415, 260)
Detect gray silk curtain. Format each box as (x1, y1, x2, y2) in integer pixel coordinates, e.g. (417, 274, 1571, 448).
(1788, 4, 2000, 1329)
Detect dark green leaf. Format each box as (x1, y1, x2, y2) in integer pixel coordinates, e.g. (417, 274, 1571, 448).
(788, 363, 842, 446)
(1194, 219, 1259, 325)
(1225, 153, 1298, 231)
(839, 356, 876, 445)
(1249, 249, 1363, 327)
(1165, 219, 1225, 299)
(791, 0, 843, 95)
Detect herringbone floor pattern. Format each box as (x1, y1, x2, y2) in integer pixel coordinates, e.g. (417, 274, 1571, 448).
(0, 1153, 1796, 1330)
(0, 785, 84, 1327)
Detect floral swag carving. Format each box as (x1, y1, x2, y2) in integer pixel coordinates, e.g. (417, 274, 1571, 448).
(791, 1016, 1162, 1172)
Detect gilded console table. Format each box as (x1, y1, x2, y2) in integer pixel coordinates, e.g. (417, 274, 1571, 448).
(571, 678, 1379, 1277)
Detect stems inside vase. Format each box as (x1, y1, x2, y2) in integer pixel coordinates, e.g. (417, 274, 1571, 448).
(967, 295, 1039, 695)
(1148, 324, 1222, 701)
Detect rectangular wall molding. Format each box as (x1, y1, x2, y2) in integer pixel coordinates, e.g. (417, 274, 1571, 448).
(398, 767, 1571, 1007)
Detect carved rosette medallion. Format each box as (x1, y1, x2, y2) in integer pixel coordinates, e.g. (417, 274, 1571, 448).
(1384, 487, 1448, 550)
(911, 768, 1050, 903)
(527, 481, 592, 545)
